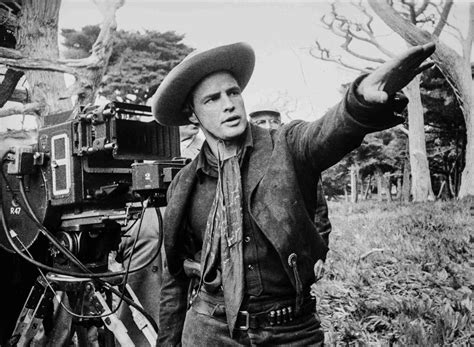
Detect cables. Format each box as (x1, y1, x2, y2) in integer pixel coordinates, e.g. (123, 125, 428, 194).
(1, 152, 160, 333)
(1, 189, 159, 331)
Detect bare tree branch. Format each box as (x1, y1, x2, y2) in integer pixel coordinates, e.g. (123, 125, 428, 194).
(341, 36, 386, 63)
(396, 124, 410, 136)
(324, 2, 395, 59)
(0, 47, 23, 59)
(432, 0, 454, 36)
(0, 102, 42, 118)
(415, 0, 430, 17)
(310, 41, 371, 73)
(0, 56, 78, 74)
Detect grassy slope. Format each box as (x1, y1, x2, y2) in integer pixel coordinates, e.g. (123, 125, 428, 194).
(314, 200, 472, 346)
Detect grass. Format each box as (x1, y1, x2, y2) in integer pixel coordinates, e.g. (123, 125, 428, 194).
(313, 200, 473, 346)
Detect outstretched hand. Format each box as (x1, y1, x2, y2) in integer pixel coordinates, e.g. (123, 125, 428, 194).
(357, 42, 436, 104)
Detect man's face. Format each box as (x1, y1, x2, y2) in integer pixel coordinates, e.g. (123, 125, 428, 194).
(250, 114, 281, 130)
(191, 71, 248, 141)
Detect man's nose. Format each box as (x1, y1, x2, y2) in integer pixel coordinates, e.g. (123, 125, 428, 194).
(222, 94, 235, 111)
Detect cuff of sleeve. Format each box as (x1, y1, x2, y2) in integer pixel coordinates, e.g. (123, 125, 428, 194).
(346, 74, 407, 129)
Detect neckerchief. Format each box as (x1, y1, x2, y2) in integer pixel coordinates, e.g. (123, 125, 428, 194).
(200, 141, 244, 335)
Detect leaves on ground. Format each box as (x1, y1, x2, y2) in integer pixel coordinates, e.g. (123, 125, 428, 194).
(315, 200, 472, 346)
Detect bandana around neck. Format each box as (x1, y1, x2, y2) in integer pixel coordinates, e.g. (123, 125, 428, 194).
(200, 141, 244, 335)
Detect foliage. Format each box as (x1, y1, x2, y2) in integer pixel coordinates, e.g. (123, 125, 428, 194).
(62, 26, 193, 104)
(421, 67, 465, 197)
(322, 127, 408, 199)
(313, 200, 472, 345)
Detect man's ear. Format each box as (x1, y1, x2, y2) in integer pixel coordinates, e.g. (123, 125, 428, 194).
(188, 113, 199, 125)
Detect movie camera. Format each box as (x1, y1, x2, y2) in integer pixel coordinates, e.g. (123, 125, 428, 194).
(0, 102, 187, 346)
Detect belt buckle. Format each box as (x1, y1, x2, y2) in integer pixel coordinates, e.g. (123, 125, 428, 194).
(238, 311, 250, 330)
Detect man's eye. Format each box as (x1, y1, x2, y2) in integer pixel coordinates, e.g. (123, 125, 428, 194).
(205, 96, 218, 104)
(229, 90, 240, 96)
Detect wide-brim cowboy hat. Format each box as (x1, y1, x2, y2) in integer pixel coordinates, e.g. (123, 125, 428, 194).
(151, 42, 255, 126)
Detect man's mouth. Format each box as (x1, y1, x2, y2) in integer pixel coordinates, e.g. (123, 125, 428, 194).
(223, 115, 241, 125)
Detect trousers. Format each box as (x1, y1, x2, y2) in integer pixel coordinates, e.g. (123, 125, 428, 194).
(182, 292, 324, 346)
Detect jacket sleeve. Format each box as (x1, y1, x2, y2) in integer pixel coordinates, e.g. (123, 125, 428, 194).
(285, 75, 406, 174)
(313, 178, 331, 246)
(158, 255, 189, 346)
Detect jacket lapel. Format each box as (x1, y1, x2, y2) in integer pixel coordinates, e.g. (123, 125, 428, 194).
(243, 124, 273, 199)
(163, 158, 199, 274)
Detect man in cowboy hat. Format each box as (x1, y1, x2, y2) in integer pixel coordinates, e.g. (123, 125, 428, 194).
(248, 108, 282, 130)
(152, 41, 435, 345)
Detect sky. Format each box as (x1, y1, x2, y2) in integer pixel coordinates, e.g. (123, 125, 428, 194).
(2, 0, 468, 132)
(57, 0, 363, 122)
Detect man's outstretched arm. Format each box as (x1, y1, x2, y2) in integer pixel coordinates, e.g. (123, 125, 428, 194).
(286, 42, 436, 174)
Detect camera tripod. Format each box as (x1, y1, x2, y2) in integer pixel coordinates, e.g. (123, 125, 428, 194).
(1, 201, 161, 347)
(9, 271, 157, 347)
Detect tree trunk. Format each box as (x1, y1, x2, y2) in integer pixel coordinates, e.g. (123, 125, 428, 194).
(405, 75, 435, 202)
(396, 177, 402, 200)
(368, 0, 474, 198)
(374, 168, 383, 201)
(359, 175, 365, 199)
(402, 159, 411, 202)
(459, 102, 474, 197)
(362, 175, 372, 200)
(350, 165, 358, 203)
(385, 174, 392, 202)
(16, 0, 71, 118)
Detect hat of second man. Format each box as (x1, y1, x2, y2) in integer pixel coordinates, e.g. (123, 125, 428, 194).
(151, 42, 255, 126)
(248, 109, 281, 119)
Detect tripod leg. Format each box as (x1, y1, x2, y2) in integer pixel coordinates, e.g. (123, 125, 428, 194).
(10, 277, 54, 346)
(124, 284, 158, 346)
(91, 291, 135, 347)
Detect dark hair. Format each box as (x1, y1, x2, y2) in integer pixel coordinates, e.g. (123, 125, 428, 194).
(182, 91, 195, 119)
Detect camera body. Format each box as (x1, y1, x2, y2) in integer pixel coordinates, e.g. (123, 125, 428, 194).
(1, 102, 185, 270)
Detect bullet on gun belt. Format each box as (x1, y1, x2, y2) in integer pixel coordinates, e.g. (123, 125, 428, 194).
(276, 309, 282, 325)
(269, 311, 275, 326)
(287, 306, 293, 321)
(282, 307, 287, 323)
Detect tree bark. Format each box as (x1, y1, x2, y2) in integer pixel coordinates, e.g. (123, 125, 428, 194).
(404, 75, 435, 202)
(368, 0, 474, 197)
(16, 0, 71, 118)
(0, 0, 124, 116)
